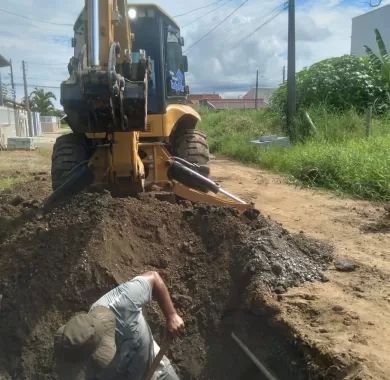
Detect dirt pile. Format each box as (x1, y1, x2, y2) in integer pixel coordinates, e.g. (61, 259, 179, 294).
(0, 189, 333, 380)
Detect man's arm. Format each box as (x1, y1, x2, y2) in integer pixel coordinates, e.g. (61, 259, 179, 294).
(140, 271, 185, 337)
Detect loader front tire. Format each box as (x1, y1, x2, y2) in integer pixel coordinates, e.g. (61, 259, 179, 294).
(51, 133, 90, 191)
(173, 129, 210, 177)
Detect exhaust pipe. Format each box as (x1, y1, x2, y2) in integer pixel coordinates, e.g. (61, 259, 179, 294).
(88, 0, 100, 66)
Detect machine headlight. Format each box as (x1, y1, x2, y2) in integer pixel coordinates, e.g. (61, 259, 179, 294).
(128, 8, 137, 20)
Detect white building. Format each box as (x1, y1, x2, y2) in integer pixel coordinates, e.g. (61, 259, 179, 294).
(351, 4, 390, 56)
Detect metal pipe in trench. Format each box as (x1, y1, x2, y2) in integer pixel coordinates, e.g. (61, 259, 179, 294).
(231, 332, 279, 380)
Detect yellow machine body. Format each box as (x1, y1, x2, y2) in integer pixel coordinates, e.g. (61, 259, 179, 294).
(86, 103, 200, 192)
(55, 1, 251, 211)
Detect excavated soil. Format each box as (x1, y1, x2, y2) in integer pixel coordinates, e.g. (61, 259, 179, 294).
(0, 181, 333, 380)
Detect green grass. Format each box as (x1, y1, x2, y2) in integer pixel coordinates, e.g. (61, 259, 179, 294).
(199, 107, 390, 201)
(0, 175, 29, 192)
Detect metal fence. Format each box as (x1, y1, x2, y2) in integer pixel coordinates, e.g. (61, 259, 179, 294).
(40, 115, 61, 133)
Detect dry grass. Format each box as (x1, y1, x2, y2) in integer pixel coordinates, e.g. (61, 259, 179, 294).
(0, 151, 51, 191)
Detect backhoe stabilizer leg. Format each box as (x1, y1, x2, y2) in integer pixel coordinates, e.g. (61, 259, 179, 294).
(168, 158, 252, 212)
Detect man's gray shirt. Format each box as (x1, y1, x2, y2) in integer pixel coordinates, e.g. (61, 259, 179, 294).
(91, 277, 154, 380)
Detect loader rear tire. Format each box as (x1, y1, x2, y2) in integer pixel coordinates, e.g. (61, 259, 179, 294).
(51, 133, 90, 191)
(173, 129, 210, 177)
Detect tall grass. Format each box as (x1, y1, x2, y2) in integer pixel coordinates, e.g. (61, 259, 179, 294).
(199, 107, 390, 201)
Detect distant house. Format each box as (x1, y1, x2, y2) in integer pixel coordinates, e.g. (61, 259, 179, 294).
(188, 93, 221, 105)
(199, 98, 266, 111)
(351, 4, 390, 56)
(243, 87, 276, 104)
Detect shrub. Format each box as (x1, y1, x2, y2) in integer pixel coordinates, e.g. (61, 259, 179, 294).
(365, 28, 390, 97)
(271, 55, 389, 115)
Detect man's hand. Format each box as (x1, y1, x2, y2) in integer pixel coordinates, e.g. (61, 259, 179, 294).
(140, 272, 185, 337)
(166, 313, 185, 337)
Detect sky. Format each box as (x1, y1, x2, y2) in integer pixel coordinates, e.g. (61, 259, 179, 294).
(0, 0, 389, 107)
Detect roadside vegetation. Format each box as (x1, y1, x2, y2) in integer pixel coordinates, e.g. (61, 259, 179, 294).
(199, 31, 390, 202)
(199, 107, 390, 202)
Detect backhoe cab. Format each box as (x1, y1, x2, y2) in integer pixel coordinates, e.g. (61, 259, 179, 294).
(128, 4, 190, 114)
(49, 0, 250, 211)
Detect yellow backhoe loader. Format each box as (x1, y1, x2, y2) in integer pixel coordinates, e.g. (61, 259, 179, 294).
(46, 0, 250, 211)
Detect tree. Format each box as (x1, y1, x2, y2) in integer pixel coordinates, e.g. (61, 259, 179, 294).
(365, 29, 390, 96)
(29, 88, 57, 115)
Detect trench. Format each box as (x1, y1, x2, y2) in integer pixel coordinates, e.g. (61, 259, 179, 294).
(0, 192, 333, 379)
(165, 267, 319, 380)
(205, 311, 310, 380)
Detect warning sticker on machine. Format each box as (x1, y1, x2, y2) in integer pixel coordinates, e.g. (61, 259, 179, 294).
(170, 69, 185, 94)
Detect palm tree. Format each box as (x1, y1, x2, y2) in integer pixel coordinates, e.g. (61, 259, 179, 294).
(29, 88, 57, 115)
(365, 29, 390, 96)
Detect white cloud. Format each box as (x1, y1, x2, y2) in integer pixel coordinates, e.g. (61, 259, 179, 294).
(0, 0, 385, 107)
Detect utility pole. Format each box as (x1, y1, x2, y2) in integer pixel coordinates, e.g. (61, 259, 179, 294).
(282, 65, 286, 83)
(22, 60, 33, 137)
(255, 69, 259, 110)
(9, 59, 18, 128)
(287, 0, 296, 133)
(0, 72, 3, 106)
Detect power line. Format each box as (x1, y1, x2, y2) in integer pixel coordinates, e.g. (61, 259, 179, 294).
(0, 7, 73, 27)
(185, 0, 250, 53)
(221, 1, 285, 34)
(28, 77, 65, 82)
(174, 0, 225, 18)
(182, 0, 233, 29)
(237, 5, 287, 44)
(14, 83, 61, 89)
(27, 62, 68, 67)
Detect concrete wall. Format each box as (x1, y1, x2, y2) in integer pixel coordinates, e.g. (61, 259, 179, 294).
(0, 106, 32, 148)
(0, 106, 16, 148)
(351, 5, 390, 56)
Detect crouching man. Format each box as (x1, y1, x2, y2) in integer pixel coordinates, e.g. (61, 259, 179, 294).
(54, 271, 184, 380)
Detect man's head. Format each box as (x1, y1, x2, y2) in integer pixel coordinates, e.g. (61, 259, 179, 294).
(54, 306, 116, 380)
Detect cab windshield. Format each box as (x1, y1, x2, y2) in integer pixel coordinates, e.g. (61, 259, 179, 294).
(166, 29, 185, 97)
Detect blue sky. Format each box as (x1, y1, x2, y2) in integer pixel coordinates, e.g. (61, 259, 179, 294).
(0, 0, 389, 107)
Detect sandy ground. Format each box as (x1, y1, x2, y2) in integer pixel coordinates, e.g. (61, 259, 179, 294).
(33, 130, 69, 149)
(211, 159, 390, 380)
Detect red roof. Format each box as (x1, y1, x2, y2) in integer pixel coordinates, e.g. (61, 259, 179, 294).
(200, 99, 266, 110)
(243, 87, 276, 101)
(188, 94, 221, 104)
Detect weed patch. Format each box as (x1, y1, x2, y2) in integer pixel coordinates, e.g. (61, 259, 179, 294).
(0, 176, 29, 192)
